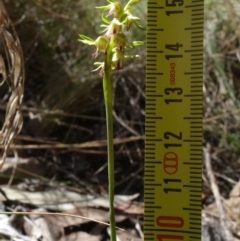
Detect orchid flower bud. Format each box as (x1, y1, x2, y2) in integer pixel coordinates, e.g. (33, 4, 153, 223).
(112, 33, 127, 52)
(92, 36, 109, 58)
(112, 48, 124, 70)
(105, 18, 122, 37)
(122, 8, 140, 31)
(96, 1, 123, 18)
(108, 2, 124, 18)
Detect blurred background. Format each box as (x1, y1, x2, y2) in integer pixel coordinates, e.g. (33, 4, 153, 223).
(1, 0, 240, 239)
(203, 0, 240, 202)
(1, 0, 240, 216)
(1, 0, 146, 196)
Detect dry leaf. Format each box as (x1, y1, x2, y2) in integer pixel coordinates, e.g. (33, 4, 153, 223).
(58, 231, 100, 241)
(24, 209, 63, 241)
(45, 208, 109, 227)
(0, 157, 46, 184)
(0, 0, 25, 169)
(0, 54, 6, 85)
(0, 186, 139, 212)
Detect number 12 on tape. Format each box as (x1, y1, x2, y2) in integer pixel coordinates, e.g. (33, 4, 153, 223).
(144, 0, 203, 240)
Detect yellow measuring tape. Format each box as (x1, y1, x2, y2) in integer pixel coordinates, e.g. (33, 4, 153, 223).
(144, 0, 203, 240)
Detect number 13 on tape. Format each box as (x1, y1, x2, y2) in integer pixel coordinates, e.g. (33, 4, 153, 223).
(144, 0, 203, 240)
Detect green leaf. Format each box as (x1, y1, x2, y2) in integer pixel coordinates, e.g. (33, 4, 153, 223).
(124, 54, 140, 59)
(95, 5, 111, 11)
(133, 21, 147, 31)
(100, 24, 108, 28)
(107, 0, 115, 3)
(92, 62, 104, 72)
(78, 39, 95, 45)
(99, 25, 108, 33)
(124, 0, 141, 11)
(102, 14, 110, 24)
(124, 42, 131, 48)
(125, 41, 144, 49)
(78, 35, 95, 45)
(78, 34, 95, 42)
(130, 16, 140, 20)
(132, 41, 144, 46)
(93, 62, 103, 66)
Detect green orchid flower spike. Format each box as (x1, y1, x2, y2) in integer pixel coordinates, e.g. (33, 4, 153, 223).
(78, 1, 144, 241)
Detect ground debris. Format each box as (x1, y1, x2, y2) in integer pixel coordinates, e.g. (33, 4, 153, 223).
(0, 185, 143, 241)
(203, 181, 240, 241)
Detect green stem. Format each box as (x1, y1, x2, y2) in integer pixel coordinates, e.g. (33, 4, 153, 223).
(103, 43, 116, 241)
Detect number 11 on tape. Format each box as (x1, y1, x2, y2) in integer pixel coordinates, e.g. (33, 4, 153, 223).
(144, 0, 203, 240)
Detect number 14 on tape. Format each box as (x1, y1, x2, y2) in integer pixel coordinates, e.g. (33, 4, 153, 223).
(144, 0, 203, 240)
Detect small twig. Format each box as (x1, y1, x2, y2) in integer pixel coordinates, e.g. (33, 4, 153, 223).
(113, 110, 140, 136)
(203, 107, 240, 123)
(0, 135, 144, 150)
(203, 144, 233, 241)
(32, 0, 72, 20)
(0, 211, 125, 231)
(0, 104, 145, 125)
(213, 172, 237, 185)
(7, 150, 18, 186)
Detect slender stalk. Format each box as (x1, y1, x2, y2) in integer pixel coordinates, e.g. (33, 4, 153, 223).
(103, 43, 116, 241)
(78, 3, 144, 240)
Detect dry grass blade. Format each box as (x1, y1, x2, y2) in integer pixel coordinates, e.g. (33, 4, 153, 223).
(0, 211, 125, 231)
(204, 144, 234, 241)
(0, 0, 24, 169)
(0, 135, 144, 150)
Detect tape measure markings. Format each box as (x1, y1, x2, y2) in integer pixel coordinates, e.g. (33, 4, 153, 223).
(145, 0, 203, 240)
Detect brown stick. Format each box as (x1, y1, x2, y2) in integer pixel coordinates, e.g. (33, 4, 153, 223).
(0, 135, 144, 150)
(204, 143, 233, 241)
